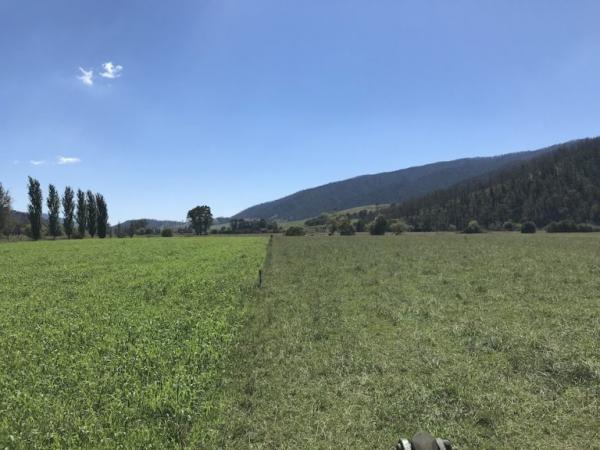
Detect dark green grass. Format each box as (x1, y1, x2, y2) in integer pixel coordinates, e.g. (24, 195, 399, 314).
(224, 233, 600, 449)
(0, 237, 266, 449)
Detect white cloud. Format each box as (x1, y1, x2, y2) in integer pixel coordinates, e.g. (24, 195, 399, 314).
(58, 156, 81, 165)
(77, 67, 94, 86)
(30, 160, 45, 166)
(100, 61, 123, 79)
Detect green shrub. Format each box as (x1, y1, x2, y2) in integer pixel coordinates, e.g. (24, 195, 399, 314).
(338, 220, 355, 236)
(503, 221, 515, 231)
(546, 220, 575, 233)
(285, 226, 305, 236)
(389, 220, 407, 235)
(576, 223, 597, 232)
(354, 219, 367, 232)
(161, 228, 173, 237)
(463, 220, 482, 234)
(327, 220, 338, 235)
(369, 215, 388, 235)
(546, 220, 599, 233)
(521, 221, 536, 233)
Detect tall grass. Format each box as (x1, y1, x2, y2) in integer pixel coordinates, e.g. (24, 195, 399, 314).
(224, 233, 600, 449)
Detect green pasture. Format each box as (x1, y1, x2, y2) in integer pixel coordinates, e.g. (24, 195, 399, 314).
(0, 237, 266, 448)
(1, 233, 598, 449)
(223, 233, 600, 449)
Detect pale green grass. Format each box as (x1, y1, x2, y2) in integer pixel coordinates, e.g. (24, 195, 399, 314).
(223, 233, 600, 449)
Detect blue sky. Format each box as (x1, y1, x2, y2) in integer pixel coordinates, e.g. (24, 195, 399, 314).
(2, 0, 600, 222)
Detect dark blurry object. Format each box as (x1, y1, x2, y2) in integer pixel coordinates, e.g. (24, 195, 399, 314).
(396, 432, 453, 450)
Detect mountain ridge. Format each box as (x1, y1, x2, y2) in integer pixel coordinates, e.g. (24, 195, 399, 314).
(384, 137, 600, 229)
(232, 141, 582, 221)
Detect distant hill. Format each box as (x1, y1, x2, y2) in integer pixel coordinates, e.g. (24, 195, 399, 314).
(12, 213, 187, 231)
(233, 143, 563, 221)
(113, 219, 187, 230)
(213, 217, 231, 225)
(10, 210, 48, 225)
(112, 217, 231, 230)
(385, 137, 600, 230)
(11, 210, 29, 225)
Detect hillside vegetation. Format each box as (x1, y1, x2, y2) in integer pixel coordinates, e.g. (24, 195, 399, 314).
(385, 137, 600, 230)
(223, 234, 599, 449)
(113, 218, 187, 230)
(233, 143, 560, 221)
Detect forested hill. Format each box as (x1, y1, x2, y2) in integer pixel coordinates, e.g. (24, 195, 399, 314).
(233, 145, 558, 221)
(10, 211, 48, 225)
(384, 137, 600, 230)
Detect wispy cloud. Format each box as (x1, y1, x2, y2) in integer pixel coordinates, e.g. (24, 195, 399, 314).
(58, 156, 81, 165)
(100, 61, 123, 79)
(77, 67, 94, 86)
(30, 160, 45, 166)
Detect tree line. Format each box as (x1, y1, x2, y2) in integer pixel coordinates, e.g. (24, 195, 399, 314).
(299, 212, 407, 236)
(0, 177, 109, 240)
(219, 218, 279, 234)
(28, 176, 109, 240)
(381, 138, 600, 231)
(113, 219, 184, 238)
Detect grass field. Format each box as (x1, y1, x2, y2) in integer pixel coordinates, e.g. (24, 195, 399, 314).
(224, 233, 600, 449)
(1, 234, 598, 449)
(0, 237, 267, 448)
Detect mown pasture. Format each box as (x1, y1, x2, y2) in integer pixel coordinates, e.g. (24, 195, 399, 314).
(224, 233, 600, 449)
(0, 237, 266, 448)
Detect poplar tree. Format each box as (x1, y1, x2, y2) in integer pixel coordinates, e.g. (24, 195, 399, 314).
(62, 186, 75, 239)
(96, 193, 109, 238)
(27, 176, 43, 240)
(46, 184, 61, 239)
(76, 189, 87, 237)
(0, 183, 12, 239)
(86, 190, 97, 237)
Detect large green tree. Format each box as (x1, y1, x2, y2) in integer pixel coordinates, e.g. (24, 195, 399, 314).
(369, 215, 388, 235)
(187, 205, 213, 235)
(96, 193, 109, 238)
(0, 183, 12, 239)
(27, 176, 43, 240)
(86, 190, 97, 238)
(76, 189, 87, 237)
(62, 186, 75, 239)
(46, 184, 61, 239)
